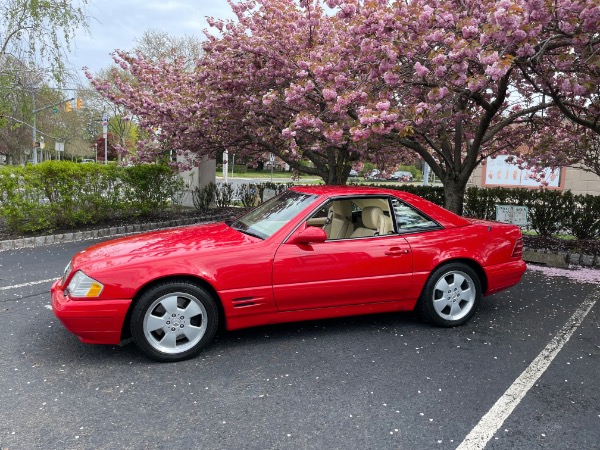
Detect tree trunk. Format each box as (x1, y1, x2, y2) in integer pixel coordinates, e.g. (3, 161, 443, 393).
(443, 178, 467, 216)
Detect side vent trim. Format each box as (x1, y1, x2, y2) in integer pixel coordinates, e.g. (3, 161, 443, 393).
(232, 297, 266, 308)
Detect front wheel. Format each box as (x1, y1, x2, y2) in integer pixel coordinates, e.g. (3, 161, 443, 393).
(131, 281, 219, 362)
(417, 263, 481, 327)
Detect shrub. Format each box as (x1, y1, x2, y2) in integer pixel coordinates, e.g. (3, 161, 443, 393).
(464, 187, 514, 219)
(522, 189, 569, 237)
(235, 183, 260, 207)
(0, 161, 184, 234)
(214, 182, 234, 207)
(565, 193, 600, 240)
(192, 182, 216, 210)
(0, 165, 53, 232)
(122, 164, 185, 216)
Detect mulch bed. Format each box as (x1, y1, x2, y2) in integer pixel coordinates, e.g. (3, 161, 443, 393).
(522, 234, 600, 256)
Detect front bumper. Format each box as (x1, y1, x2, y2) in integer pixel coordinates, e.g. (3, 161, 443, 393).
(51, 280, 132, 345)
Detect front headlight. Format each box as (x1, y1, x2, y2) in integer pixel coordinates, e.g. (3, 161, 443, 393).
(66, 271, 104, 298)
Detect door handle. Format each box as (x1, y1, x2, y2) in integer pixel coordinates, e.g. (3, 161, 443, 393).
(385, 248, 410, 256)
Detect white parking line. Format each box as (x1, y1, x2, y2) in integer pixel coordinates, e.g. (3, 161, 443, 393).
(457, 292, 598, 450)
(0, 278, 57, 292)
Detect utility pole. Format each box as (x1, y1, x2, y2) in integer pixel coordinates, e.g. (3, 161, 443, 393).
(32, 94, 74, 164)
(32, 89, 37, 164)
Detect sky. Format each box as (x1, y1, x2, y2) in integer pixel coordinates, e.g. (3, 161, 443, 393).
(67, 0, 235, 77)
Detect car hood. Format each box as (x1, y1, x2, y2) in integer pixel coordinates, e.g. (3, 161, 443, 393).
(71, 222, 258, 269)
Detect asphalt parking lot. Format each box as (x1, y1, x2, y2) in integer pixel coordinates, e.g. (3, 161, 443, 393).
(1, 240, 598, 449)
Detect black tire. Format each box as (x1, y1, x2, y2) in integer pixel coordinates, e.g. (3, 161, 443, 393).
(417, 262, 482, 327)
(130, 280, 219, 362)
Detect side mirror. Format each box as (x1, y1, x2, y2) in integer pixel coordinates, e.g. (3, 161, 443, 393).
(287, 226, 328, 245)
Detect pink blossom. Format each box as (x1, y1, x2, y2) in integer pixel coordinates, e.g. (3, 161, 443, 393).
(376, 100, 390, 111)
(383, 71, 399, 85)
(414, 62, 430, 77)
(322, 88, 338, 101)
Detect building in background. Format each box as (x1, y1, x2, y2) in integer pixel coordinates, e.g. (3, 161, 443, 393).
(468, 156, 600, 196)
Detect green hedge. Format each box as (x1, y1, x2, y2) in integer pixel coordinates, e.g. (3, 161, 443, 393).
(462, 187, 600, 239)
(0, 161, 184, 233)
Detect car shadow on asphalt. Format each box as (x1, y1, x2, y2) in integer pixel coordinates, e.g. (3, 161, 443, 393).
(37, 297, 506, 365)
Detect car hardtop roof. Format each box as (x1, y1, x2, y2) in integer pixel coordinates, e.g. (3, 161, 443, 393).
(291, 184, 414, 199)
(290, 185, 470, 227)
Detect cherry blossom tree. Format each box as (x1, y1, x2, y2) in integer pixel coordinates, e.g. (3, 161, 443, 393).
(87, 0, 599, 214)
(510, 0, 600, 179)
(316, 0, 592, 213)
(86, 0, 411, 184)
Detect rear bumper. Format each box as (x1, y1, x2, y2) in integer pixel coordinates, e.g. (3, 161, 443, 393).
(484, 260, 527, 296)
(51, 280, 132, 345)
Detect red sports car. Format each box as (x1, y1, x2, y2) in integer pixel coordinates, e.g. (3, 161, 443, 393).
(51, 186, 526, 362)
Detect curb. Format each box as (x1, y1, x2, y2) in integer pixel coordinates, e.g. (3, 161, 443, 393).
(522, 249, 599, 269)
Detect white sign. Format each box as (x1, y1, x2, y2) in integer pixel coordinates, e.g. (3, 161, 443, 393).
(54, 142, 64, 152)
(484, 155, 561, 188)
(269, 153, 275, 163)
(496, 205, 529, 226)
(102, 114, 108, 125)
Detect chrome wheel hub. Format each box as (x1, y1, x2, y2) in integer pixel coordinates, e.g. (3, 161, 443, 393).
(432, 271, 476, 321)
(143, 292, 207, 354)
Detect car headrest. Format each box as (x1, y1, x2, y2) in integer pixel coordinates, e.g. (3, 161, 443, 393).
(332, 200, 352, 217)
(362, 206, 383, 229)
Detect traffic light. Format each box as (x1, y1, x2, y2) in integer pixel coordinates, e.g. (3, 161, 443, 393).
(76, 98, 83, 109)
(65, 101, 72, 112)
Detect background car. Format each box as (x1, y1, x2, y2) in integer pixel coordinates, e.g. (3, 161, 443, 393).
(349, 169, 359, 177)
(52, 186, 526, 362)
(365, 169, 386, 180)
(388, 170, 414, 181)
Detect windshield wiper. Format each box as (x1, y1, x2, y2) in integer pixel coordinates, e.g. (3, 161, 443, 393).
(230, 225, 264, 240)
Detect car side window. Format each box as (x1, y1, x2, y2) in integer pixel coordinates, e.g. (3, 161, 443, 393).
(391, 198, 439, 232)
(307, 197, 397, 240)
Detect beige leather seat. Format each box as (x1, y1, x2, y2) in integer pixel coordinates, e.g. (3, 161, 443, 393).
(324, 200, 354, 239)
(380, 215, 393, 235)
(350, 206, 384, 238)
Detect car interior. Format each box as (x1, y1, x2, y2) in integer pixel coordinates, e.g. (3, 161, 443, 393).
(306, 196, 440, 240)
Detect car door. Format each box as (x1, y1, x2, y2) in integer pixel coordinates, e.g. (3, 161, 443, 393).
(271, 197, 413, 311)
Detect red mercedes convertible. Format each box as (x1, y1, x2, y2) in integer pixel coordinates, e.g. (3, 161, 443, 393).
(51, 186, 526, 362)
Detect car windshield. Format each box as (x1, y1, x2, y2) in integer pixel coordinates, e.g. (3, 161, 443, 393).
(230, 190, 316, 239)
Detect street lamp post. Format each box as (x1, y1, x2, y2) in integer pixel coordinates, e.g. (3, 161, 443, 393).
(32, 89, 37, 164)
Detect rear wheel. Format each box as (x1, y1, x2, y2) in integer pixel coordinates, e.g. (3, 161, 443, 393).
(131, 281, 219, 362)
(417, 263, 481, 327)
